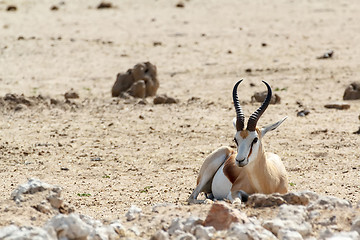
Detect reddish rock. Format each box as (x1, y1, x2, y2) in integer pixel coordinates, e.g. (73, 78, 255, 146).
(203, 202, 249, 231)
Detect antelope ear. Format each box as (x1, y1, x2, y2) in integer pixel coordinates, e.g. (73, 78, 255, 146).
(261, 117, 287, 137)
(232, 117, 237, 130)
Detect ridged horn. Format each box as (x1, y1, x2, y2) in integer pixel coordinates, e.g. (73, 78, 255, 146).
(233, 80, 245, 131)
(247, 80, 272, 131)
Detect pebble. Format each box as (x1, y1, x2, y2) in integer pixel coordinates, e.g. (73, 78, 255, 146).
(343, 82, 360, 100)
(324, 102, 350, 110)
(297, 109, 310, 117)
(125, 205, 142, 221)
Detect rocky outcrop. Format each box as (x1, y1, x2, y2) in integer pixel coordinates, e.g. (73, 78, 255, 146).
(1, 180, 359, 240)
(112, 62, 159, 98)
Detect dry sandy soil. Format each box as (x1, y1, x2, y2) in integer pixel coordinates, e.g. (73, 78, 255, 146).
(0, 0, 360, 237)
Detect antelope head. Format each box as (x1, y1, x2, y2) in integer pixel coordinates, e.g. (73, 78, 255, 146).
(232, 80, 287, 167)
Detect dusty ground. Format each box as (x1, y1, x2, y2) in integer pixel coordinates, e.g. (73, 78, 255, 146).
(0, 0, 360, 236)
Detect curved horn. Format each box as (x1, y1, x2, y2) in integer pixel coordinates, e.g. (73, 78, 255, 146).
(233, 80, 245, 131)
(247, 80, 272, 131)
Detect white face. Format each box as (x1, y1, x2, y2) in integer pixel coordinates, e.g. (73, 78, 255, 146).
(233, 130, 260, 167)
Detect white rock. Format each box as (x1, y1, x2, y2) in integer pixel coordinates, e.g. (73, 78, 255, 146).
(320, 229, 359, 240)
(109, 220, 126, 237)
(125, 205, 142, 221)
(263, 219, 311, 237)
(183, 216, 202, 232)
(151, 230, 170, 240)
(129, 225, 140, 236)
(278, 229, 303, 240)
(228, 222, 277, 240)
(168, 218, 184, 236)
(174, 232, 196, 240)
(278, 205, 308, 222)
(44, 213, 91, 240)
(263, 204, 312, 238)
(0, 225, 20, 239)
(79, 214, 103, 228)
(11, 178, 61, 202)
(351, 217, 360, 234)
(0, 225, 54, 240)
(192, 225, 215, 240)
(307, 196, 351, 211)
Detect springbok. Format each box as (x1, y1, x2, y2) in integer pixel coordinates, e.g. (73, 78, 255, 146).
(188, 80, 288, 203)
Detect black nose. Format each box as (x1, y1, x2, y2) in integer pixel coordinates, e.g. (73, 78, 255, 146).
(236, 158, 245, 163)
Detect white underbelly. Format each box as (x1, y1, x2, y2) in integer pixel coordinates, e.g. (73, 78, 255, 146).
(211, 164, 232, 200)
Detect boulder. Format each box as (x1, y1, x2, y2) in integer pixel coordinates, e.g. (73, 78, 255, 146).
(112, 62, 159, 98)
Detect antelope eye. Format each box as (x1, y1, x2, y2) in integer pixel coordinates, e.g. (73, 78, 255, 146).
(252, 137, 258, 144)
(233, 138, 238, 146)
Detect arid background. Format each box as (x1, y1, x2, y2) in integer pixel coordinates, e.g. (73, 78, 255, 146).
(0, 0, 359, 237)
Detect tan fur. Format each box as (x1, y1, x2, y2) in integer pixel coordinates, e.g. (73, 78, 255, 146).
(240, 130, 249, 139)
(188, 137, 288, 203)
(231, 143, 288, 195)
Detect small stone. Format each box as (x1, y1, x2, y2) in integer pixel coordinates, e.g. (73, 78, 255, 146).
(176, 2, 185, 8)
(317, 50, 334, 59)
(297, 109, 310, 117)
(47, 195, 63, 209)
(183, 216, 203, 232)
(168, 218, 184, 235)
(91, 157, 102, 161)
(14, 104, 27, 111)
(6, 5, 17, 11)
(97, 2, 113, 9)
(50, 98, 58, 105)
(110, 221, 126, 237)
(203, 202, 249, 230)
(125, 205, 142, 221)
(324, 102, 350, 110)
(228, 222, 277, 239)
(282, 192, 310, 205)
(320, 229, 359, 240)
(351, 217, 360, 234)
(174, 232, 195, 240)
(247, 193, 286, 208)
(277, 229, 303, 240)
(192, 225, 215, 240)
(353, 127, 360, 134)
(64, 89, 79, 100)
(307, 195, 351, 211)
(34, 203, 51, 214)
(343, 82, 360, 100)
(151, 230, 170, 240)
(154, 94, 177, 104)
(251, 91, 281, 104)
(50, 5, 59, 11)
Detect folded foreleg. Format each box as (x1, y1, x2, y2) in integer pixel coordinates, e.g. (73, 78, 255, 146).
(188, 146, 234, 204)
